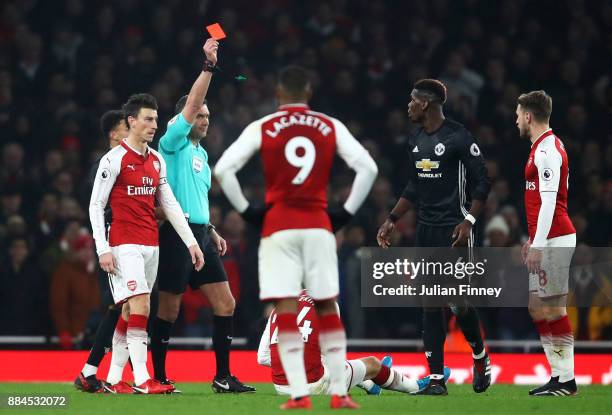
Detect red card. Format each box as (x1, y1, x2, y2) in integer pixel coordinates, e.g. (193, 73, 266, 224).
(206, 23, 226, 40)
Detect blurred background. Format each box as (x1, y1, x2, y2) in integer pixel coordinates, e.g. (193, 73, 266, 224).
(0, 0, 611, 352)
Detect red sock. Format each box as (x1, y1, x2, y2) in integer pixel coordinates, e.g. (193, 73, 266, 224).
(276, 313, 299, 332)
(128, 314, 148, 330)
(548, 315, 573, 338)
(372, 364, 391, 386)
(116, 315, 128, 335)
(319, 313, 344, 332)
(533, 319, 551, 336)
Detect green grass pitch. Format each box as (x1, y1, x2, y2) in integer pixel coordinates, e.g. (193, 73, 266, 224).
(0, 383, 610, 414)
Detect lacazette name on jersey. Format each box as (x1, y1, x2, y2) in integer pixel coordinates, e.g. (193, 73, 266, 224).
(265, 113, 332, 138)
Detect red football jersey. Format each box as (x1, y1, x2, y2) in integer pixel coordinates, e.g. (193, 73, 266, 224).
(215, 103, 374, 237)
(268, 293, 324, 385)
(259, 104, 338, 236)
(90, 140, 165, 254)
(524, 129, 575, 240)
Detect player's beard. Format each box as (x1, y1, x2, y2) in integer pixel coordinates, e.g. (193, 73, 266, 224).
(410, 113, 425, 124)
(519, 126, 531, 140)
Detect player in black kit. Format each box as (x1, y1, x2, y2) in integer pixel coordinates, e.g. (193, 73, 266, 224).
(377, 79, 492, 395)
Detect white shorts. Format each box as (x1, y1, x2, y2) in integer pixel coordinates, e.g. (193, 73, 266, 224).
(528, 234, 576, 298)
(259, 229, 339, 301)
(108, 244, 159, 304)
(274, 360, 366, 395)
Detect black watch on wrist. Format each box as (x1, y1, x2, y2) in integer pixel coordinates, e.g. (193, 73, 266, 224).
(207, 224, 216, 234)
(203, 60, 219, 73)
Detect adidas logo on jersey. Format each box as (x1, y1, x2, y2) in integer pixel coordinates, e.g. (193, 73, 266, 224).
(412, 146, 419, 152)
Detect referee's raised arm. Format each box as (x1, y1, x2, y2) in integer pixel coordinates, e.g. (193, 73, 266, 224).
(181, 38, 218, 124)
(159, 38, 219, 152)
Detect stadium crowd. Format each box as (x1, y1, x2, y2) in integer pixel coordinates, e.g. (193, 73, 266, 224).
(0, 0, 611, 348)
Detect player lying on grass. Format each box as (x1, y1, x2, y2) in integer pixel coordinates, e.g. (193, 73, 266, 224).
(257, 291, 450, 396)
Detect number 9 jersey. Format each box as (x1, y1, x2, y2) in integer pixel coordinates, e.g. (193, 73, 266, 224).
(215, 103, 375, 237)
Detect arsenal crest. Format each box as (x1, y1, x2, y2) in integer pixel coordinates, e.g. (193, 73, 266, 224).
(127, 280, 137, 291)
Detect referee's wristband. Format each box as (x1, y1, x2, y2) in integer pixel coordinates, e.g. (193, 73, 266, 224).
(203, 60, 220, 73)
(464, 214, 476, 225)
(207, 224, 216, 234)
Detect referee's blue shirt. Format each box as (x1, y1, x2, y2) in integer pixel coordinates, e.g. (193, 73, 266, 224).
(159, 113, 211, 225)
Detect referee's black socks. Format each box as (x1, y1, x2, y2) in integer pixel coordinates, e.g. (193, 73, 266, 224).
(212, 315, 233, 378)
(151, 316, 173, 381)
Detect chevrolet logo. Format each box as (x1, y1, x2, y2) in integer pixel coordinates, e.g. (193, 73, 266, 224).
(415, 159, 440, 171)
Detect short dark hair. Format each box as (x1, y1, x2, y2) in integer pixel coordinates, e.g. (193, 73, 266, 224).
(122, 93, 158, 123)
(413, 79, 448, 104)
(100, 110, 125, 138)
(175, 95, 207, 115)
(517, 90, 552, 122)
(278, 65, 311, 97)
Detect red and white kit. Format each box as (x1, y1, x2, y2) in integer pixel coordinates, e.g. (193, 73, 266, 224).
(524, 129, 576, 297)
(89, 140, 196, 304)
(257, 294, 368, 395)
(214, 104, 377, 300)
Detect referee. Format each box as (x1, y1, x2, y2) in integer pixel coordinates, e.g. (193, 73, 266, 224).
(150, 38, 254, 393)
(377, 79, 492, 395)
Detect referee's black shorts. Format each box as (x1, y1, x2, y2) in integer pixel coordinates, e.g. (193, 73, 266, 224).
(157, 221, 228, 294)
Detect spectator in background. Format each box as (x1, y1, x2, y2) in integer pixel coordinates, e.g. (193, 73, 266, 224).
(1, 143, 26, 186)
(484, 214, 510, 247)
(0, 237, 48, 334)
(33, 192, 61, 254)
(0, 186, 23, 233)
(499, 205, 527, 246)
(50, 232, 99, 349)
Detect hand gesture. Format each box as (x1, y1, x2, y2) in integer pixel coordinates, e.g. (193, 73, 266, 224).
(377, 220, 395, 249)
(526, 247, 543, 274)
(99, 252, 117, 274)
(521, 239, 531, 264)
(204, 38, 219, 64)
(210, 229, 227, 256)
(452, 220, 472, 247)
(189, 244, 205, 271)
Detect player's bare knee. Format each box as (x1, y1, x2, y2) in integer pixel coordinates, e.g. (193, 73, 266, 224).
(276, 298, 299, 313)
(545, 306, 567, 321)
(128, 294, 150, 317)
(213, 294, 235, 316)
(528, 304, 545, 320)
(314, 299, 337, 316)
(121, 302, 130, 321)
(362, 356, 381, 378)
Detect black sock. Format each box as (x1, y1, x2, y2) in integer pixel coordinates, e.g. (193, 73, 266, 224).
(150, 317, 173, 380)
(454, 306, 485, 356)
(86, 307, 120, 368)
(423, 308, 446, 375)
(213, 315, 233, 378)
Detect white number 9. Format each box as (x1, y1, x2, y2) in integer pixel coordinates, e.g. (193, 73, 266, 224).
(284, 136, 316, 185)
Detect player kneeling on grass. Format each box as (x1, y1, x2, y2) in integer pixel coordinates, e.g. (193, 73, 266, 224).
(257, 291, 446, 396)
